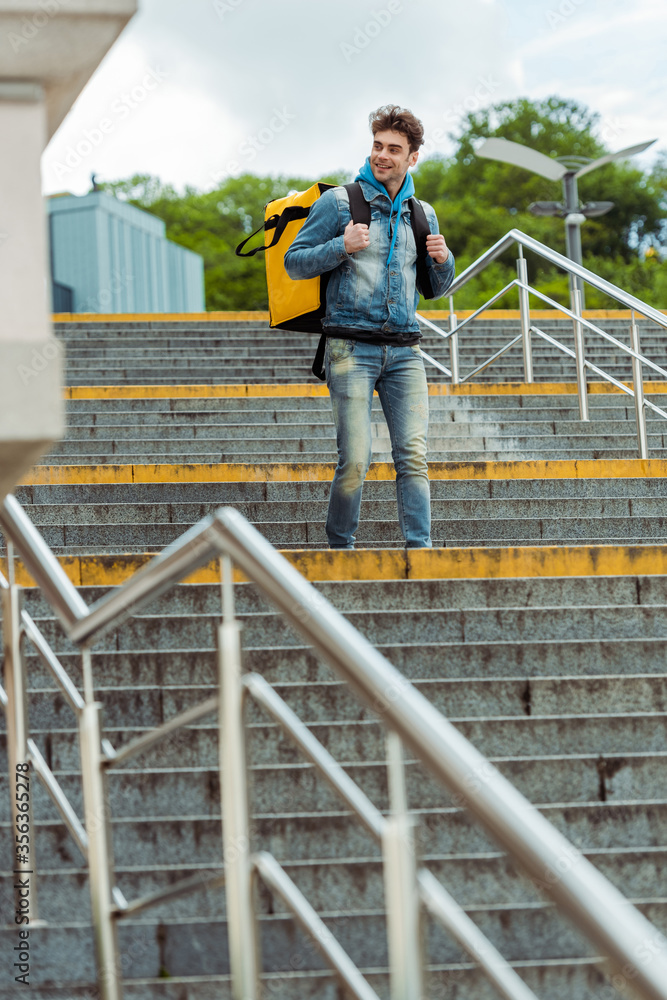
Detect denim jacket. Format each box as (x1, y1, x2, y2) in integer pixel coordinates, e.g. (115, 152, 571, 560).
(283, 179, 455, 335)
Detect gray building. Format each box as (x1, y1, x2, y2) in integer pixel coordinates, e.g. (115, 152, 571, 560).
(47, 190, 205, 313)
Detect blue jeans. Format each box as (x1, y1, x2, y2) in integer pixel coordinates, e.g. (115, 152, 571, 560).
(324, 338, 431, 549)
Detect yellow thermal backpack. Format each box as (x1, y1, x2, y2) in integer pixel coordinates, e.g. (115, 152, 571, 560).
(235, 181, 433, 377)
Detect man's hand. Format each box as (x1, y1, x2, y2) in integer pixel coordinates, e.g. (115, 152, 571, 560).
(344, 220, 370, 254)
(426, 233, 449, 263)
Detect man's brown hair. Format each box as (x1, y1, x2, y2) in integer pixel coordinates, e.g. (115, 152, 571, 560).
(368, 104, 424, 154)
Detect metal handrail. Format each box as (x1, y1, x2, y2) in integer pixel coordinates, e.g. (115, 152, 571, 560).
(103, 695, 218, 769)
(531, 325, 635, 395)
(21, 608, 85, 715)
(460, 334, 523, 383)
(515, 279, 667, 380)
(0, 496, 88, 629)
(530, 324, 667, 422)
(27, 737, 89, 860)
(419, 278, 519, 339)
(112, 871, 226, 919)
(419, 347, 451, 378)
(3, 497, 667, 998)
(245, 671, 538, 1000)
(446, 229, 667, 326)
(415, 228, 667, 457)
(244, 672, 384, 840)
(252, 851, 381, 1000)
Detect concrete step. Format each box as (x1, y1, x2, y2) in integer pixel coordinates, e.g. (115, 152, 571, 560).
(54, 351, 667, 368)
(53, 418, 655, 441)
(19, 636, 667, 686)
(16, 475, 667, 504)
(3, 846, 664, 924)
(55, 419, 662, 441)
(56, 356, 667, 379)
(17, 709, 667, 765)
(6, 799, 667, 868)
(54, 332, 667, 346)
(44, 432, 667, 454)
(3, 751, 667, 822)
(8, 515, 667, 552)
(1, 904, 656, 986)
(0, 961, 620, 1000)
(57, 369, 667, 385)
(39, 451, 662, 466)
(16, 496, 667, 526)
(16, 576, 667, 616)
(15, 497, 665, 536)
(21, 602, 667, 655)
(61, 408, 662, 429)
(61, 393, 645, 411)
(10, 313, 667, 994)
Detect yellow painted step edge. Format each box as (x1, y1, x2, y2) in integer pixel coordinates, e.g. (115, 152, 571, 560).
(4, 544, 667, 587)
(64, 381, 667, 399)
(52, 309, 667, 323)
(20, 459, 667, 487)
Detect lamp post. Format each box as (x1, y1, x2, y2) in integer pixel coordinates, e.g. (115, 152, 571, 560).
(476, 137, 656, 308)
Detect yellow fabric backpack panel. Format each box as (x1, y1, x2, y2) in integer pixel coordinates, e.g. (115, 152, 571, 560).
(236, 181, 336, 332)
(264, 183, 332, 328)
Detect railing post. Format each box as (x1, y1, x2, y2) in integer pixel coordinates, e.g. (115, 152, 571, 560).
(570, 287, 589, 421)
(79, 651, 122, 1000)
(2, 578, 41, 926)
(448, 295, 459, 385)
(630, 311, 649, 459)
(516, 255, 533, 383)
(218, 556, 260, 1000)
(383, 731, 425, 1000)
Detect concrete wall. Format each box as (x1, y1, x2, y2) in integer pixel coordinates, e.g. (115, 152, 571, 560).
(0, 95, 64, 501)
(0, 1, 137, 502)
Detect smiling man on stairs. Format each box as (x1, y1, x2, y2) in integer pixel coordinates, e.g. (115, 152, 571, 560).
(285, 104, 455, 549)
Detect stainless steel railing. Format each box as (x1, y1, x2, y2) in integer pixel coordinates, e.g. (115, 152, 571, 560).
(416, 228, 667, 457)
(3, 496, 667, 999)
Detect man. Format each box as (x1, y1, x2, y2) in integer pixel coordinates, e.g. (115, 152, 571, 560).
(284, 104, 455, 549)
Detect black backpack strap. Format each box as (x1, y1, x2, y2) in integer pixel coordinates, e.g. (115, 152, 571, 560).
(312, 333, 327, 381)
(344, 181, 372, 227)
(236, 182, 336, 257)
(235, 206, 310, 257)
(407, 197, 434, 299)
(312, 182, 370, 381)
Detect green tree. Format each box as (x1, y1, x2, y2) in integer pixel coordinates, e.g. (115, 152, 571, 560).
(99, 171, 350, 309)
(414, 97, 667, 308)
(99, 98, 666, 311)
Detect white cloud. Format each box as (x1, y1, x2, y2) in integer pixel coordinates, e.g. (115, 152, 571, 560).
(40, 0, 666, 196)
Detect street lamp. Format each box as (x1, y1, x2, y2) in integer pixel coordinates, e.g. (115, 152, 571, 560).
(476, 136, 656, 306)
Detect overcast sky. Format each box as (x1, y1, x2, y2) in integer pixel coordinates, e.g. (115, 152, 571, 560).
(41, 0, 667, 197)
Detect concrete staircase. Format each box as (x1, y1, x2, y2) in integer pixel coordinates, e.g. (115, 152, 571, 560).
(53, 314, 667, 385)
(2, 310, 667, 999)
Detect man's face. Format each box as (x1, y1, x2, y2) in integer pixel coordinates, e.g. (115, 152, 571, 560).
(370, 129, 419, 190)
